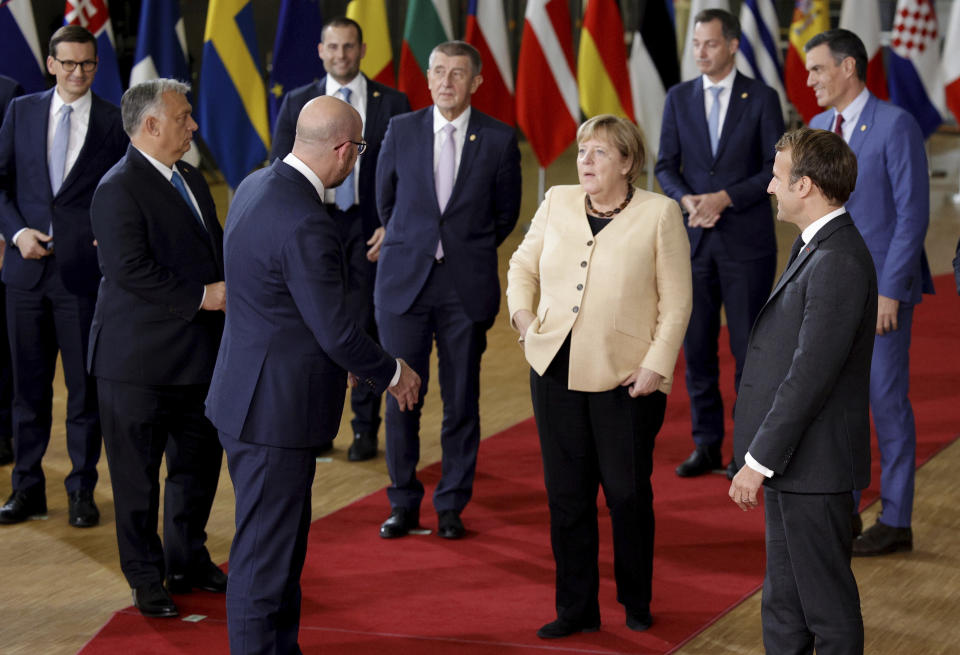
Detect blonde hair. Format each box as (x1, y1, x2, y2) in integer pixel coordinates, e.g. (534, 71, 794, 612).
(577, 115, 645, 184)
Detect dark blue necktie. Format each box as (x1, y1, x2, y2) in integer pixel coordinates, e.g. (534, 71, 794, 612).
(171, 170, 205, 230)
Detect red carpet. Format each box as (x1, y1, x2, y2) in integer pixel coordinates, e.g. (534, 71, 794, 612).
(79, 276, 959, 654)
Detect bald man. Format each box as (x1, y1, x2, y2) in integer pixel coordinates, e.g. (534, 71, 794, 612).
(205, 96, 420, 654)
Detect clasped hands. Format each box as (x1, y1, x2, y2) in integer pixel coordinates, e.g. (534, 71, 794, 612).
(681, 191, 731, 229)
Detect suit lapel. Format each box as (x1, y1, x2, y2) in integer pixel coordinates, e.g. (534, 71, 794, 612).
(59, 93, 104, 195)
(176, 162, 219, 241)
(420, 109, 441, 213)
(31, 90, 55, 199)
(713, 73, 747, 161)
(688, 81, 712, 155)
(846, 94, 876, 158)
(447, 111, 481, 213)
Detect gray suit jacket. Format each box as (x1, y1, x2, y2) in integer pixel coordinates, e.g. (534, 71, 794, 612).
(733, 214, 877, 494)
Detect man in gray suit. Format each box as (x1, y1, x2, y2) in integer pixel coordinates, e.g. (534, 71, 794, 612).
(729, 127, 876, 654)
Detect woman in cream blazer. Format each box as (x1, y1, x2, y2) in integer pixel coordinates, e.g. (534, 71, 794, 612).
(507, 116, 692, 639)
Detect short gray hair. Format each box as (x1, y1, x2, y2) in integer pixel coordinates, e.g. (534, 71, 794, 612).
(428, 41, 482, 76)
(121, 78, 191, 136)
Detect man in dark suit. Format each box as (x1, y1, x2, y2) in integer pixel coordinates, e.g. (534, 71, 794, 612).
(375, 40, 521, 540)
(89, 79, 227, 619)
(271, 16, 410, 461)
(206, 96, 420, 654)
(656, 9, 784, 479)
(806, 29, 933, 556)
(730, 127, 875, 654)
(0, 74, 23, 467)
(0, 26, 127, 526)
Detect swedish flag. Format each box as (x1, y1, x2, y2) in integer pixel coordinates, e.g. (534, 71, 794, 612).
(197, 0, 270, 189)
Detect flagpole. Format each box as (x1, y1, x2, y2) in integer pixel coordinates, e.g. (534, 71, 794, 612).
(646, 158, 655, 192)
(538, 166, 545, 204)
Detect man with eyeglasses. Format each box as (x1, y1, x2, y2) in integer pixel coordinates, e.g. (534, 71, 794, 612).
(0, 25, 127, 527)
(374, 40, 521, 540)
(271, 16, 410, 463)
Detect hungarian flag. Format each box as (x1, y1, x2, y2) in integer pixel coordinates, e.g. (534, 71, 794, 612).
(64, 0, 123, 105)
(346, 0, 395, 87)
(945, 0, 960, 123)
(577, 0, 634, 121)
(465, 0, 514, 125)
(840, 0, 888, 99)
(398, 0, 452, 110)
(785, 0, 829, 123)
(516, 0, 578, 169)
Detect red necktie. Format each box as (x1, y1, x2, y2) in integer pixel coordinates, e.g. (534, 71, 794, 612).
(833, 113, 844, 136)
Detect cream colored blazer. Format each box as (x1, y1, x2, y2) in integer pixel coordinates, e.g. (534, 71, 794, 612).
(506, 185, 692, 393)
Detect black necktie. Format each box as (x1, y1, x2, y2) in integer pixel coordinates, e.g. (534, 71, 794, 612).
(788, 236, 804, 264)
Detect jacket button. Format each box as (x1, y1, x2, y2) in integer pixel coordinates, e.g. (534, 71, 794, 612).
(576, 283, 583, 291)
(709, 170, 715, 175)
(586, 240, 593, 246)
(572, 306, 579, 313)
(580, 260, 587, 267)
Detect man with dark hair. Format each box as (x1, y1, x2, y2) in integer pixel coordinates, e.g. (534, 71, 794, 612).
(730, 126, 875, 655)
(271, 16, 410, 462)
(656, 9, 784, 480)
(375, 40, 521, 540)
(0, 25, 127, 526)
(806, 28, 933, 555)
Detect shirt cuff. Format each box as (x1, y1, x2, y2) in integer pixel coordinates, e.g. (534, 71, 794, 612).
(199, 286, 206, 310)
(11, 228, 26, 249)
(745, 452, 774, 478)
(388, 360, 401, 388)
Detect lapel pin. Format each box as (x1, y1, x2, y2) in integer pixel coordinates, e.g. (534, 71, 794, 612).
(860, 124, 866, 131)
(373, 91, 381, 97)
(741, 92, 748, 99)
(469, 134, 477, 142)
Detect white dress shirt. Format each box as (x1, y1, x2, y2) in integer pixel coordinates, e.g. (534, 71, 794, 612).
(323, 74, 366, 206)
(702, 67, 737, 141)
(48, 87, 91, 183)
(831, 87, 870, 144)
(432, 105, 471, 184)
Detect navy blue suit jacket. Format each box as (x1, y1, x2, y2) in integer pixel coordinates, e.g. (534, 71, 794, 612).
(270, 75, 411, 239)
(375, 107, 521, 323)
(88, 146, 224, 386)
(0, 75, 21, 123)
(205, 160, 396, 448)
(0, 88, 127, 296)
(656, 71, 783, 261)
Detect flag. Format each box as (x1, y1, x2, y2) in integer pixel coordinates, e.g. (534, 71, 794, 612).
(465, 0, 514, 125)
(888, 0, 944, 138)
(839, 0, 887, 100)
(577, 0, 634, 121)
(64, 0, 123, 105)
(629, 31, 666, 158)
(0, 0, 46, 92)
(944, 0, 960, 123)
(681, 0, 730, 81)
(640, 0, 680, 93)
(346, 0, 394, 87)
(785, 0, 829, 123)
(197, 0, 270, 189)
(398, 0, 452, 111)
(736, 0, 788, 120)
(516, 0, 578, 169)
(268, 0, 324, 129)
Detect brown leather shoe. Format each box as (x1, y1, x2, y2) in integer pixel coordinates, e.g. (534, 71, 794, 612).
(852, 520, 912, 556)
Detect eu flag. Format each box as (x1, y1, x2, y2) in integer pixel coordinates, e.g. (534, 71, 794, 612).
(269, 0, 324, 130)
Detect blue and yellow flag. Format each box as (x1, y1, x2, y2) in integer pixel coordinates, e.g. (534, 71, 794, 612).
(197, 0, 269, 189)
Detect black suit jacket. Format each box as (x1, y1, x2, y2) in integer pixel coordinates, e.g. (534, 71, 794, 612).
(0, 89, 127, 296)
(87, 146, 224, 386)
(270, 75, 411, 239)
(733, 214, 877, 493)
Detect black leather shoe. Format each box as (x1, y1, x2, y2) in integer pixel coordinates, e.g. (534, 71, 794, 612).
(676, 445, 722, 477)
(167, 560, 228, 594)
(852, 521, 912, 556)
(725, 459, 738, 480)
(0, 489, 47, 524)
(132, 583, 178, 618)
(626, 609, 653, 631)
(437, 510, 465, 539)
(0, 435, 12, 465)
(536, 617, 601, 639)
(379, 507, 419, 538)
(852, 513, 863, 540)
(68, 489, 100, 527)
(347, 432, 377, 461)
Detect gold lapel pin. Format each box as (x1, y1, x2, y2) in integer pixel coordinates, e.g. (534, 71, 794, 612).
(741, 92, 748, 99)
(860, 124, 866, 131)
(469, 134, 477, 142)
(373, 91, 380, 97)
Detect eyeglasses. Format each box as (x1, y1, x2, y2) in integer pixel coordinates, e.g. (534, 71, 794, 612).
(53, 58, 98, 73)
(333, 140, 367, 155)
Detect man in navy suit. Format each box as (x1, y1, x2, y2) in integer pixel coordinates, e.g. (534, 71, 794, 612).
(0, 74, 23, 467)
(206, 96, 420, 654)
(806, 29, 934, 555)
(656, 9, 784, 480)
(89, 79, 227, 619)
(271, 16, 410, 461)
(0, 26, 127, 526)
(375, 41, 522, 540)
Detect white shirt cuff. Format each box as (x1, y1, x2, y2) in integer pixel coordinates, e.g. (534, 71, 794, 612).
(11, 228, 27, 249)
(199, 286, 206, 310)
(745, 452, 774, 478)
(388, 360, 401, 388)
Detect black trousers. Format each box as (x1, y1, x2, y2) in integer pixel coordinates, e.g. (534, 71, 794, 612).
(98, 377, 222, 587)
(530, 345, 666, 623)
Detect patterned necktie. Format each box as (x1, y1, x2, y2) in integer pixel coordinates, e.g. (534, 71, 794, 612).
(49, 104, 73, 194)
(435, 123, 457, 260)
(833, 113, 845, 137)
(171, 170, 205, 230)
(335, 87, 355, 212)
(707, 86, 723, 156)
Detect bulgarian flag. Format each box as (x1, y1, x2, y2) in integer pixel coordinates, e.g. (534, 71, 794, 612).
(398, 0, 453, 110)
(785, 0, 829, 123)
(346, 0, 394, 87)
(577, 0, 635, 120)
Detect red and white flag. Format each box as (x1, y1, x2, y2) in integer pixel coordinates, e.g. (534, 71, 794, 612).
(944, 0, 960, 123)
(465, 0, 514, 126)
(840, 0, 888, 99)
(516, 0, 578, 169)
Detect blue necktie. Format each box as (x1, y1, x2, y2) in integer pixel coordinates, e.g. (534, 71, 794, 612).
(335, 87, 355, 212)
(171, 170, 205, 230)
(708, 86, 723, 156)
(49, 104, 73, 194)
